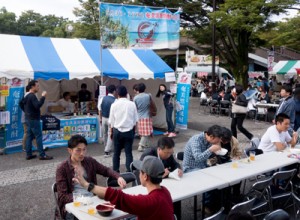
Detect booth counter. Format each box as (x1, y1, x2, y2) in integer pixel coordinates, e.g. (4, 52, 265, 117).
(42, 115, 100, 148)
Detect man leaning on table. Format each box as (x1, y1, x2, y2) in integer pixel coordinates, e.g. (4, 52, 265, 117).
(258, 113, 297, 153)
(73, 156, 174, 220)
(56, 135, 126, 220)
(140, 136, 183, 178)
(183, 125, 222, 173)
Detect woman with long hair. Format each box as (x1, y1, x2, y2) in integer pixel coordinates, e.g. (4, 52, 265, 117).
(156, 84, 176, 137)
(231, 84, 253, 140)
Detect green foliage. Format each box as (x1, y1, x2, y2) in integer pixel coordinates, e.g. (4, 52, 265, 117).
(258, 15, 300, 51)
(0, 7, 17, 34)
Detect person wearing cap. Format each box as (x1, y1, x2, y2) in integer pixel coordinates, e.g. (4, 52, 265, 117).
(73, 156, 174, 220)
(140, 136, 183, 178)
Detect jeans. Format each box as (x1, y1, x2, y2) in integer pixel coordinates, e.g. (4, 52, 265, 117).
(112, 128, 134, 172)
(139, 136, 151, 148)
(25, 119, 45, 157)
(166, 105, 175, 132)
(231, 114, 253, 140)
(101, 117, 113, 153)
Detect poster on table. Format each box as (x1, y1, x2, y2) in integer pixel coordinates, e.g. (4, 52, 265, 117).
(99, 3, 180, 49)
(175, 72, 191, 129)
(42, 117, 98, 148)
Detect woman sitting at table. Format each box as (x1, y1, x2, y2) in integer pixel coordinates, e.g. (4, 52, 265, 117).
(56, 92, 74, 113)
(56, 135, 126, 220)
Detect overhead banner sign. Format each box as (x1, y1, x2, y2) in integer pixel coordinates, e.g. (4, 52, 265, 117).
(100, 3, 181, 49)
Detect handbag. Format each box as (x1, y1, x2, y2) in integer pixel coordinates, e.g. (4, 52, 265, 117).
(231, 103, 247, 114)
(149, 94, 157, 117)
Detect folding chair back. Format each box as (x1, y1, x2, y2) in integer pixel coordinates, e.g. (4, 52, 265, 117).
(176, 152, 184, 161)
(229, 197, 256, 215)
(52, 183, 63, 220)
(263, 209, 290, 220)
(203, 207, 224, 220)
(292, 192, 300, 219)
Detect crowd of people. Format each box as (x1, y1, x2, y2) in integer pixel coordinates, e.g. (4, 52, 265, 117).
(19, 76, 300, 219)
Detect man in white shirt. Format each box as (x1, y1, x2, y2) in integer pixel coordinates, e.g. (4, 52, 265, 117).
(258, 113, 297, 153)
(109, 85, 138, 172)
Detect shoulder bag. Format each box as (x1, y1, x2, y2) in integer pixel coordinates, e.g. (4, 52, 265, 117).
(149, 94, 157, 117)
(231, 103, 247, 114)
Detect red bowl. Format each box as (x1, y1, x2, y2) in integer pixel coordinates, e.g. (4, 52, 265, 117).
(96, 203, 114, 217)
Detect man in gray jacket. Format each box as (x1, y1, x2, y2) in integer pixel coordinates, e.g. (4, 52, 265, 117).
(274, 85, 295, 132)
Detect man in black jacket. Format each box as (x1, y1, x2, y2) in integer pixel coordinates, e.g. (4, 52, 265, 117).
(140, 136, 183, 178)
(20, 80, 53, 160)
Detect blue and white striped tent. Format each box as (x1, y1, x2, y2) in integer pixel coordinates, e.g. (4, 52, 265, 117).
(0, 34, 174, 80)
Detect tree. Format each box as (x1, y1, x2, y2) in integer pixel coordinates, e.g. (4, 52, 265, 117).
(0, 7, 17, 34)
(135, 0, 299, 87)
(258, 15, 300, 51)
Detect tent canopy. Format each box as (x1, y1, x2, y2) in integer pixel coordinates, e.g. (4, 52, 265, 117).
(0, 34, 174, 80)
(271, 60, 300, 77)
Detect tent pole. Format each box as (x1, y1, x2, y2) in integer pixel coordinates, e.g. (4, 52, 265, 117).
(99, 1, 104, 87)
(174, 49, 179, 131)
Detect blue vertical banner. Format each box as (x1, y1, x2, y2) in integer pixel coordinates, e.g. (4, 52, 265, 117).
(176, 83, 191, 129)
(100, 3, 180, 49)
(5, 87, 24, 149)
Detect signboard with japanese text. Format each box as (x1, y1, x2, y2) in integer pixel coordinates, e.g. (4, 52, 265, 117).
(100, 3, 180, 49)
(42, 117, 98, 148)
(175, 83, 191, 129)
(5, 87, 24, 148)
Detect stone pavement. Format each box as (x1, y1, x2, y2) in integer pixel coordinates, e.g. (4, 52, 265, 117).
(0, 97, 272, 220)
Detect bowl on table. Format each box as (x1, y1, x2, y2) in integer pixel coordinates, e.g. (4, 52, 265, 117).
(215, 148, 228, 156)
(96, 203, 115, 217)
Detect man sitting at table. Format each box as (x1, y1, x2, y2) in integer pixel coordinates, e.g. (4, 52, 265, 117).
(258, 113, 297, 153)
(56, 135, 126, 220)
(140, 136, 183, 179)
(183, 125, 222, 173)
(73, 156, 174, 220)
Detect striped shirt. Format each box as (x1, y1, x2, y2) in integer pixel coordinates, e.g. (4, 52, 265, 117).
(183, 132, 212, 173)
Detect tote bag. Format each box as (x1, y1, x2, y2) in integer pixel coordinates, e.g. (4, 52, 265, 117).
(231, 103, 247, 114)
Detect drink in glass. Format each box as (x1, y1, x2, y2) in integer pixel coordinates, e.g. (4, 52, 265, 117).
(249, 151, 256, 161)
(231, 160, 238, 168)
(73, 192, 82, 207)
(88, 208, 96, 215)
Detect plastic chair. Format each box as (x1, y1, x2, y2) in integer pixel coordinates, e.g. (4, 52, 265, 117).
(228, 197, 256, 215)
(199, 97, 209, 113)
(263, 209, 290, 220)
(219, 100, 231, 117)
(245, 177, 273, 217)
(203, 207, 224, 220)
(269, 169, 297, 210)
(52, 183, 63, 220)
(209, 100, 220, 115)
(176, 152, 184, 161)
(106, 172, 138, 187)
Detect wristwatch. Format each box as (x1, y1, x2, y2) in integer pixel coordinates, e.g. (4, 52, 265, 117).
(87, 182, 95, 192)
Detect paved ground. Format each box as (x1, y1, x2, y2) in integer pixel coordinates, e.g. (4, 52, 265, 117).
(0, 97, 273, 220)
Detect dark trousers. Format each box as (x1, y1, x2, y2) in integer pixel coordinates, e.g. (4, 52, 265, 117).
(25, 119, 45, 157)
(166, 105, 175, 132)
(231, 114, 253, 140)
(112, 128, 134, 172)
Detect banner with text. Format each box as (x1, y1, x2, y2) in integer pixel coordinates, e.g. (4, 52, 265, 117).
(5, 87, 24, 149)
(100, 3, 180, 49)
(176, 84, 190, 129)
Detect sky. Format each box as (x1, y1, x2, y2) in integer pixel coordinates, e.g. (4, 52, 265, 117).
(0, 0, 298, 21)
(0, 0, 81, 21)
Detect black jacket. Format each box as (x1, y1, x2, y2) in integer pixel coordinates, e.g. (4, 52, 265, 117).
(140, 147, 181, 175)
(21, 93, 45, 120)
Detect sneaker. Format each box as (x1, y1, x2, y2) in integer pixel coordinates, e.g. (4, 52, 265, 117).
(26, 155, 37, 160)
(163, 131, 169, 136)
(104, 152, 111, 158)
(168, 132, 177, 138)
(138, 145, 144, 152)
(39, 155, 53, 160)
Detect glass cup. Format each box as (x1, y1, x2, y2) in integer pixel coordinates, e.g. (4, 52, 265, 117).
(249, 151, 256, 161)
(73, 192, 82, 207)
(231, 159, 238, 168)
(87, 207, 96, 215)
